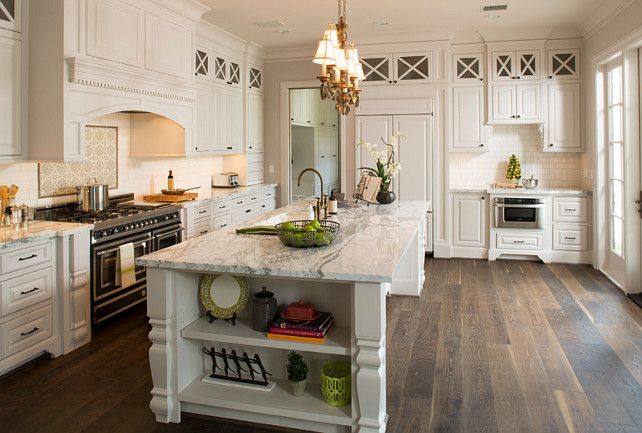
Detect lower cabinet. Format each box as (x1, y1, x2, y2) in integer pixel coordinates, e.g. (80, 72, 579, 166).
(452, 194, 488, 258)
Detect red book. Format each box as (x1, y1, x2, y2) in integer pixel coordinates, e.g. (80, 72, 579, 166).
(269, 319, 334, 338)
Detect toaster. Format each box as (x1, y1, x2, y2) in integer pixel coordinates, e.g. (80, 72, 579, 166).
(212, 172, 239, 188)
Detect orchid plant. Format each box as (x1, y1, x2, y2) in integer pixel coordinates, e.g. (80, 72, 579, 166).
(357, 132, 404, 192)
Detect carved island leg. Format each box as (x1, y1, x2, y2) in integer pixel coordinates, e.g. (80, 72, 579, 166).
(353, 282, 387, 433)
(146, 268, 179, 423)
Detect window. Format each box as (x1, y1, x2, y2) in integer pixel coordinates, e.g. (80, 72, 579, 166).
(606, 58, 624, 257)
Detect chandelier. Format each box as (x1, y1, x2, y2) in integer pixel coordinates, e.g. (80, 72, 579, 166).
(313, 0, 365, 115)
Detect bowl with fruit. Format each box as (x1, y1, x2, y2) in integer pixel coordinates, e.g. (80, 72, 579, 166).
(275, 219, 340, 247)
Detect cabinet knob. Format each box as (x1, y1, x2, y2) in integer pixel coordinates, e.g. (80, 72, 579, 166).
(227, 146, 233, 149)
(481, 197, 485, 200)
(480, 143, 484, 147)
(516, 115, 521, 119)
(389, 80, 393, 83)
(548, 75, 552, 79)
(550, 143, 554, 147)
(480, 78, 484, 81)
(511, 115, 516, 119)
(516, 76, 521, 80)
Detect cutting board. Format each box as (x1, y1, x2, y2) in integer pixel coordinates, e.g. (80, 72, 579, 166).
(143, 193, 198, 203)
(491, 182, 523, 189)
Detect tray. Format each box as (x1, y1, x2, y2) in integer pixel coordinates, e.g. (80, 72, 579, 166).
(143, 192, 198, 203)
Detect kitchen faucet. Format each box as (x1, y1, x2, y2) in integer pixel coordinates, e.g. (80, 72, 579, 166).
(297, 168, 328, 220)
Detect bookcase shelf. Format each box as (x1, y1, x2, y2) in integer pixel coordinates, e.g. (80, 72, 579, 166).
(181, 315, 351, 356)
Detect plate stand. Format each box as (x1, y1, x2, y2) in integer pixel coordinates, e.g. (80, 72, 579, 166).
(206, 311, 237, 326)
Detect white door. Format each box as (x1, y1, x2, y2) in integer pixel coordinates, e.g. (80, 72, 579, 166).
(548, 83, 581, 150)
(453, 195, 486, 247)
(356, 115, 393, 185)
(453, 86, 484, 149)
(395, 115, 432, 203)
(604, 57, 626, 286)
(516, 84, 541, 120)
(492, 86, 515, 121)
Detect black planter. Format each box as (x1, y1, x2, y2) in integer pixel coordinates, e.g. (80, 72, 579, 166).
(376, 191, 396, 204)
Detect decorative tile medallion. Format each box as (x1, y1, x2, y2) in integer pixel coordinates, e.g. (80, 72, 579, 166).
(38, 126, 118, 197)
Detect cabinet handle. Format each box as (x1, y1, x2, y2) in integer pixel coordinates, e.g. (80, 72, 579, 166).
(18, 254, 38, 261)
(200, 231, 209, 235)
(513, 240, 525, 243)
(249, 146, 253, 149)
(21, 327, 40, 336)
(516, 115, 521, 119)
(251, 197, 257, 200)
(550, 143, 554, 147)
(227, 81, 232, 85)
(480, 143, 484, 147)
(480, 78, 484, 81)
(511, 115, 516, 119)
(220, 224, 227, 228)
(565, 237, 576, 240)
(227, 146, 233, 150)
(219, 205, 227, 209)
(321, 155, 325, 158)
(549, 75, 553, 79)
(512, 76, 516, 80)
(20, 287, 40, 295)
(516, 76, 521, 80)
(389, 80, 393, 83)
(199, 210, 207, 214)
(236, 201, 243, 204)
(245, 209, 251, 213)
(481, 197, 485, 200)
(565, 208, 576, 212)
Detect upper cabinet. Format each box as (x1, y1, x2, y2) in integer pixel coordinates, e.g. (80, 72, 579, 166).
(547, 49, 580, 81)
(453, 53, 484, 83)
(0, 35, 22, 159)
(248, 64, 263, 92)
(491, 50, 541, 82)
(0, 0, 21, 32)
(452, 87, 485, 150)
(361, 52, 432, 85)
(212, 53, 241, 88)
(546, 83, 581, 151)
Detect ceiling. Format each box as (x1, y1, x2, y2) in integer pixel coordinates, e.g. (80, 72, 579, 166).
(198, 0, 625, 51)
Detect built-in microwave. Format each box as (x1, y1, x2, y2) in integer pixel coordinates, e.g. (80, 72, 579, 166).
(494, 197, 545, 229)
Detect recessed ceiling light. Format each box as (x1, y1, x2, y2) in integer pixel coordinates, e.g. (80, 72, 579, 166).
(374, 21, 389, 26)
(485, 14, 501, 19)
(275, 29, 290, 34)
(255, 20, 285, 28)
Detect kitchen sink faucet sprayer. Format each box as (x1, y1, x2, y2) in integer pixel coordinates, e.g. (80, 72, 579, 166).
(297, 168, 328, 220)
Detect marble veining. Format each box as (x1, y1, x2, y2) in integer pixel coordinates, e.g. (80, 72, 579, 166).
(137, 200, 429, 282)
(0, 221, 93, 250)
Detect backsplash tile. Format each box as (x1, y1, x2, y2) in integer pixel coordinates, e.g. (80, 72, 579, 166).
(38, 126, 118, 197)
(449, 124, 581, 188)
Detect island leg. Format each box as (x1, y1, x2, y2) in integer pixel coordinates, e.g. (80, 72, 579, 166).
(147, 268, 179, 423)
(353, 282, 387, 432)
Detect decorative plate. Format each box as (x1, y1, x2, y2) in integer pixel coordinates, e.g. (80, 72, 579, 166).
(200, 274, 249, 319)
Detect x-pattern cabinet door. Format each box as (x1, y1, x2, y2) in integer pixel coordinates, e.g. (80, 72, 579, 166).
(361, 55, 393, 84)
(248, 66, 262, 91)
(0, 0, 20, 32)
(394, 52, 432, 84)
(547, 49, 580, 80)
(453, 53, 484, 83)
(195, 49, 209, 77)
(492, 50, 540, 81)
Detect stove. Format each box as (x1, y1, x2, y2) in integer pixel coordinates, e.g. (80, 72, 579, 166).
(34, 193, 183, 325)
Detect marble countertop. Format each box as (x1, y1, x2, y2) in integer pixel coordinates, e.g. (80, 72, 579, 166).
(0, 221, 93, 250)
(146, 183, 279, 209)
(450, 185, 592, 195)
(137, 200, 429, 283)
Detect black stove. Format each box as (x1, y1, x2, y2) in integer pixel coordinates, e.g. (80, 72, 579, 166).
(34, 193, 182, 244)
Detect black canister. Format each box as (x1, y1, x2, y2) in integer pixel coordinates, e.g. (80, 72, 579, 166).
(252, 287, 277, 332)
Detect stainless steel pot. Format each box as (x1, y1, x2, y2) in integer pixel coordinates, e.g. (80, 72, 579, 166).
(78, 178, 109, 212)
(522, 177, 539, 189)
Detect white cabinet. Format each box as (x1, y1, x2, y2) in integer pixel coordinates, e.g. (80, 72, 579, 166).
(0, 0, 21, 32)
(247, 92, 263, 153)
(490, 84, 541, 122)
(212, 53, 242, 88)
(546, 83, 581, 151)
(491, 50, 541, 82)
(453, 194, 487, 248)
(290, 89, 317, 125)
(144, 12, 192, 80)
(453, 53, 484, 83)
(185, 202, 214, 239)
(361, 52, 432, 85)
(452, 86, 485, 150)
(313, 127, 339, 195)
(547, 49, 580, 81)
(552, 195, 590, 253)
(86, 0, 144, 68)
(196, 84, 243, 155)
(553, 196, 588, 222)
(0, 34, 22, 159)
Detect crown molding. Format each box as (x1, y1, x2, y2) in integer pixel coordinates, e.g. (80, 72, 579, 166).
(150, 0, 210, 22)
(579, 0, 636, 39)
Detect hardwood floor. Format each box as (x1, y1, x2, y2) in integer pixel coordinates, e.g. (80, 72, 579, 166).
(1, 258, 641, 433)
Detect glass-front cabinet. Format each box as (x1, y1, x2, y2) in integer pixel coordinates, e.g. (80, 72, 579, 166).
(0, 0, 20, 33)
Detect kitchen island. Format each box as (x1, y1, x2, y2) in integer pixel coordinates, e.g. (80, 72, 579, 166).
(137, 200, 428, 433)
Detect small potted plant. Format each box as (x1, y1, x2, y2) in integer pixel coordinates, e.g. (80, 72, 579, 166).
(286, 351, 309, 396)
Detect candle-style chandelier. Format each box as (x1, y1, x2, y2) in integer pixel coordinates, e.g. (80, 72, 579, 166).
(312, 0, 365, 115)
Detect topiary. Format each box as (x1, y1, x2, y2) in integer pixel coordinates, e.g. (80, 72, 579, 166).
(286, 351, 309, 383)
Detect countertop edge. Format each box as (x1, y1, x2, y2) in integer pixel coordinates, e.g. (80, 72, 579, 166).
(450, 187, 593, 195)
(172, 183, 279, 209)
(0, 221, 93, 250)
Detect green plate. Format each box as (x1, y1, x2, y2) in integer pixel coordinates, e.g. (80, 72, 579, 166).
(200, 274, 249, 319)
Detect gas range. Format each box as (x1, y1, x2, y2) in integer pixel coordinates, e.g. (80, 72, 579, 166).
(34, 193, 181, 244)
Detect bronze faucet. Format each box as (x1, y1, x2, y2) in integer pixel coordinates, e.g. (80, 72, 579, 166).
(297, 168, 328, 220)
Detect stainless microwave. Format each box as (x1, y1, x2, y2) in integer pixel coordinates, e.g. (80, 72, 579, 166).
(494, 197, 545, 229)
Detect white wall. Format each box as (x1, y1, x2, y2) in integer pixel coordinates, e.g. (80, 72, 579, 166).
(450, 125, 582, 188)
(0, 113, 224, 207)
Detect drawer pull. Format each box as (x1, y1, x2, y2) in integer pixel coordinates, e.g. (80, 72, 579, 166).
(245, 209, 251, 213)
(200, 231, 209, 235)
(251, 197, 257, 200)
(18, 254, 38, 261)
(513, 240, 525, 244)
(20, 287, 40, 295)
(198, 210, 207, 214)
(236, 201, 243, 205)
(565, 208, 576, 212)
(565, 237, 576, 240)
(21, 327, 40, 336)
(219, 205, 227, 209)
(220, 224, 227, 228)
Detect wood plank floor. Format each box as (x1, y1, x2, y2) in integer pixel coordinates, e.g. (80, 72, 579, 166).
(1, 258, 641, 433)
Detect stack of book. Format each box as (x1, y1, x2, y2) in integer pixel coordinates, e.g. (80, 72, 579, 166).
(267, 312, 334, 344)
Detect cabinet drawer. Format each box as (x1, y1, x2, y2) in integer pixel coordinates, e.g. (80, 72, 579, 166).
(1, 267, 53, 316)
(1, 242, 53, 276)
(232, 203, 262, 224)
(247, 171, 264, 184)
(261, 188, 276, 201)
(553, 225, 588, 251)
(258, 199, 276, 214)
(213, 213, 232, 230)
(1, 305, 53, 359)
(193, 203, 213, 219)
(247, 153, 264, 164)
(496, 232, 543, 250)
(212, 198, 232, 216)
(553, 196, 588, 223)
(193, 219, 214, 237)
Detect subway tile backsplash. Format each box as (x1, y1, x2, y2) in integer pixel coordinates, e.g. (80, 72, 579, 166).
(449, 124, 581, 188)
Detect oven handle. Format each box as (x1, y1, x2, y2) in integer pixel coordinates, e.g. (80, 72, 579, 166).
(494, 203, 546, 208)
(96, 236, 153, 256)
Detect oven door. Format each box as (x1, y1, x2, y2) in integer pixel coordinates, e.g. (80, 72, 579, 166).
(153, 224, 183, 251)
(495, 203, 544, 229)
(92, 233, 153, 302)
